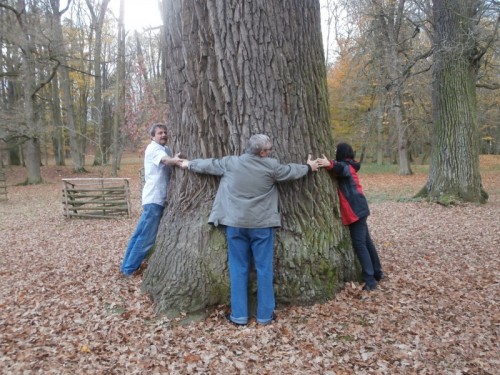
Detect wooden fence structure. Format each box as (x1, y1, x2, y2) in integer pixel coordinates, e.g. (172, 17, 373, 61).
(62, 178, 131, 219)
(0, 167, 7, 201)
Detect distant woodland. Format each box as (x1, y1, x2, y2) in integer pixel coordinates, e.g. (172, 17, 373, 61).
(0, 0, 498, 184)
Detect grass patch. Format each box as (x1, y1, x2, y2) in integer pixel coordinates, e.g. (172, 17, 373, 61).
(365, 192, 392, 204)
(360, 163, 429, 175)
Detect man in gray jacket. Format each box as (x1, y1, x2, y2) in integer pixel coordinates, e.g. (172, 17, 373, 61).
(180, 134, 318, 325)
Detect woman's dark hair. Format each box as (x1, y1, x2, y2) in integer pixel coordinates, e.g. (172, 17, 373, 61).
(335, 142, 355, 161)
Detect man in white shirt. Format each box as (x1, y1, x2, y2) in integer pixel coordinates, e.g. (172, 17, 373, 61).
(120, 124, 181, 277)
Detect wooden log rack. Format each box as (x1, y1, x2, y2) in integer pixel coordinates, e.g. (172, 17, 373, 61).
(62, 178, 131, 219)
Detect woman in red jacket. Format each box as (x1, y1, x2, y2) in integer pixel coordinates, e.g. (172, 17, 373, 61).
(317, 143, 384, 291)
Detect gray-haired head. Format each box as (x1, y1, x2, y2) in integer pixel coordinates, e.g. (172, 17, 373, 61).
(149, 123, 168, 137)
(246, 134, 272, 155)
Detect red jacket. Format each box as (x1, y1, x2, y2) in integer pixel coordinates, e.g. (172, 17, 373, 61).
(326, 159, 370, 225)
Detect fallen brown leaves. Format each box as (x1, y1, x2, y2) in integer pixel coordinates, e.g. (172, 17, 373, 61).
(1, 158, 499, 374)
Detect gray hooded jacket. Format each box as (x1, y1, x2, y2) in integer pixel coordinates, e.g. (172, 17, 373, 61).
(188, 153, 310, 228)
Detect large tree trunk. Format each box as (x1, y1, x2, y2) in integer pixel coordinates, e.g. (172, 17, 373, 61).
(142, 0, 357, 319)
(417, 0, 487, 204)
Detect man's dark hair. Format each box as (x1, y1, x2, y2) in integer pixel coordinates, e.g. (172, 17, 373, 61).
(335, 142, 355, 161)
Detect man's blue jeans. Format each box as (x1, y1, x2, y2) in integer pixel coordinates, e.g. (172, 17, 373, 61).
(226, 226, 275, 325)
(120, 203, 164, 276)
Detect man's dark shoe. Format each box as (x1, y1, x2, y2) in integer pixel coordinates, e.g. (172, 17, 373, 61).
(225, 314, 247, 326)
(362, 283, 378, 291)
(375, 272, 385, 282)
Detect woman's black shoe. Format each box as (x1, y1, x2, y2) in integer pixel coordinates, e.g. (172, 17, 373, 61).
(362, 283, 378, 291)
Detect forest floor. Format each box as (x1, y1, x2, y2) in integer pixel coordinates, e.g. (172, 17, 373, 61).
(0, 155, 499, 374)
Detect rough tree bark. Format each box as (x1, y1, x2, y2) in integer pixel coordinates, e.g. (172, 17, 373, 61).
(417, 0, 488, 204)
(142, 0, 358, 319)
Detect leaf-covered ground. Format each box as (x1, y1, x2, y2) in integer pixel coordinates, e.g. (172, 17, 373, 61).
(1, 156, 499, 374)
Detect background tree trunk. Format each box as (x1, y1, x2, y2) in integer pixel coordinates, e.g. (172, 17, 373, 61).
(87, 0, 111, 167)
(7, 140, 21, 166)
(374, 0, 414, 175)
(375, 89, 385, 165)
(50, 77, 65, 166)
(50, 0, 84, 173)
(18, 0, 42, 184)
(111, 0, 126, 176)
(418, 0, 487, 203)
(142, 0, 357, 319)
(25, 137, 41, 183)
(394, 90, 413, 175)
